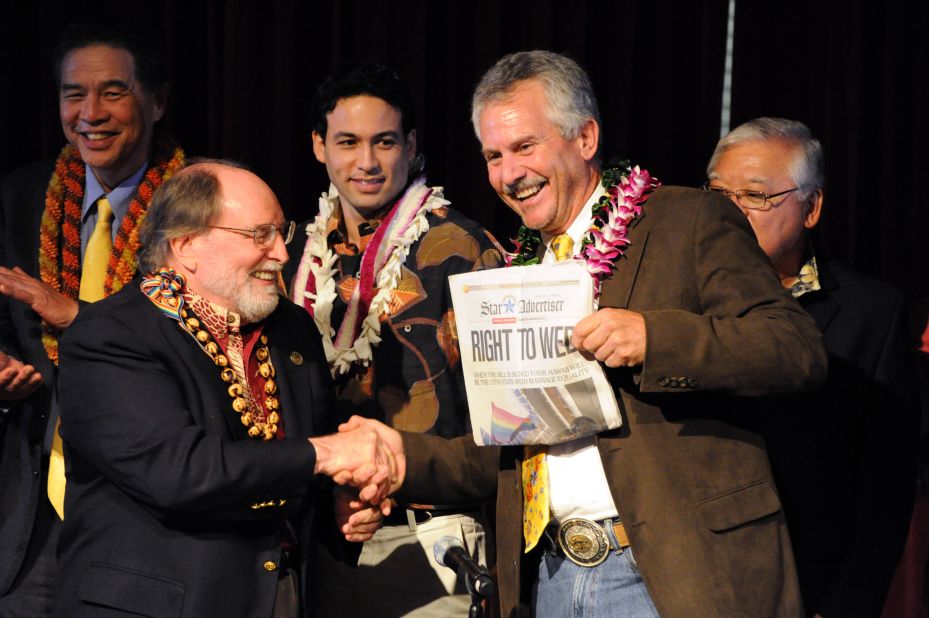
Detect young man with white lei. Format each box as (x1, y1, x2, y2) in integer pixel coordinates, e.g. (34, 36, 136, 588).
(286, 64, 504, 617)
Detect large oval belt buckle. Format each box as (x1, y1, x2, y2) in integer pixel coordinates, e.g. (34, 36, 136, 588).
(557, 518, 610, 567)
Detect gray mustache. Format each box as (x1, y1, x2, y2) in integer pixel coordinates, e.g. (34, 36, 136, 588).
(504, 178, 545, 198)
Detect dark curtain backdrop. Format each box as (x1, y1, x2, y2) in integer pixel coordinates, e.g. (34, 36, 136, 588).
(1, 0, 727, 248)
(730, 0, 929, 306)
(3, 0, 926, 305)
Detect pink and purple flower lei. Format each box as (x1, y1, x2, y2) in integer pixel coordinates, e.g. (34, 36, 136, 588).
(506, 163, 660, 296)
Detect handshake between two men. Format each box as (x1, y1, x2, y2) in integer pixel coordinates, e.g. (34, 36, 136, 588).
(311, 302, 655, 543)
(311, 416, 408, 542)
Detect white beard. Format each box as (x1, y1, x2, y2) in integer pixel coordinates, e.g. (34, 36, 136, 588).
(201, 260, 282, 323)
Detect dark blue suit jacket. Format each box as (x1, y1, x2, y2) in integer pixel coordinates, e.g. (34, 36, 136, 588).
(55, 282, 338, 617)
(0, 160, 58, 597)
(762, 258, 919, 617)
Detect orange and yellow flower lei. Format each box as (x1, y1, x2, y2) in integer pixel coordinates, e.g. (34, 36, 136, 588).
(38, 137, 185, 364)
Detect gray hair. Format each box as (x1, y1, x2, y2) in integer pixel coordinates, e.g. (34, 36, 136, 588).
(137, 158, 249, 272)
(471, 50, 601, 144)
(708, 117, 824, 201)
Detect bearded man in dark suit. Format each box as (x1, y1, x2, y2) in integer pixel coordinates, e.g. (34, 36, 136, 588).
(339, 51, 828, 617)
(707, 117, 919, 618)
(54, 159, 395, 617)
(0, 22, 184, 616)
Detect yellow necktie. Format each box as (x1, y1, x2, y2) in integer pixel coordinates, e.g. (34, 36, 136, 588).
(522, 445, 550, 551)
(49, 196, 115, 519)
(78, 196, 114, 302)
(521, 234, 574, 548)
(48, 420, 65, 519)
(550, 234, 574, 262)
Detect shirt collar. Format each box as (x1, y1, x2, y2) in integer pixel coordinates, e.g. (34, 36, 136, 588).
(324, 183, 393, 256)
(541, 182, 606, 261)
(184, 290, 247, 337)
(82, 162, 149, 223)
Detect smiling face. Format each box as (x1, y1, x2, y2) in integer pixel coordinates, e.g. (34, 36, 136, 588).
(59, 44, 165, 190)
(478, 80, 599, 235)
(312, 95, 416, 220)
(709, 139, 822, 280)
(186, 167, 288, 322)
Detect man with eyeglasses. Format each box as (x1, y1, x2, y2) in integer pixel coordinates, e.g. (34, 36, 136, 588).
(51, 159, 398, 617)
(707, 117, 919, 618)
(0, 22, 187, 616)
(339, 53, 829, 617)
(209, 221, 297, 248)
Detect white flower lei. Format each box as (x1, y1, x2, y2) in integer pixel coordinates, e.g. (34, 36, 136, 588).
(291, 178, 448, 375)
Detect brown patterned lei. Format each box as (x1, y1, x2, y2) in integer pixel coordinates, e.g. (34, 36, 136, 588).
(38, 137, 185, 364)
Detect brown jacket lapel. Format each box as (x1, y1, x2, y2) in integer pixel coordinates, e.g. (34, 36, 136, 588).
(597, 216, 649, 309)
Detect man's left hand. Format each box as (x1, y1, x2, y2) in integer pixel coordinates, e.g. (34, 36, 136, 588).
(0, 351, 42, 401)
(0, 266, 79, 330)
(334, 486, 385, 542)
(572, 308, 647, 368)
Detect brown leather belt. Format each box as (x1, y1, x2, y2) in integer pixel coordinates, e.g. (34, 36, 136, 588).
(551, 517, 630, 567)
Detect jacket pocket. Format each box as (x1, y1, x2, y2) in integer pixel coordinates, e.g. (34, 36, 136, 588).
(695, 480, 781, 532)
(78, 562, 185, 618)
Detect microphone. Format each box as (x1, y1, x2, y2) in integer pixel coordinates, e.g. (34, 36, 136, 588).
(433, 536, 496, 598)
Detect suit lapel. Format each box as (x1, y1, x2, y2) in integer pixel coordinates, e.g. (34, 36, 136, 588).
(20, 180, 56, 380)
(264, 311, 316, 439)
(533, 212, 649, 311)
(159, 312, 247, 438)
(156, 298, 322, 440)
(802, 294, 839, 334)
(598, 225, 649, 309)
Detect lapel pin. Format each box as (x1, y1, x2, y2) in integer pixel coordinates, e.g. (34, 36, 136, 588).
(289, 351, 304, 366)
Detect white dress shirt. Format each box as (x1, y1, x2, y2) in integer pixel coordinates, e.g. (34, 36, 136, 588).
(542, 183, 620, 523)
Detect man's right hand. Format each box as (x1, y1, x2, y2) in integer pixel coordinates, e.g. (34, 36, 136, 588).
(0, 350, 42, 401)
(309, 422, 402, 511)
(338, 416, 406, 493)
(0, 266, 79, 331)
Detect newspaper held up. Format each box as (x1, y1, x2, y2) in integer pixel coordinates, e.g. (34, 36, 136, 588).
(449, 261, 622, 446)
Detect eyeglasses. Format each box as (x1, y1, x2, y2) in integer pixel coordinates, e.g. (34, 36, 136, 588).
(208, 221, 296, 247)
(701, 183, 799, 211)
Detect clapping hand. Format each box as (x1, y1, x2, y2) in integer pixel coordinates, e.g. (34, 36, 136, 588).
(0, 266, 79, 331)
(0, 350, 42, 401)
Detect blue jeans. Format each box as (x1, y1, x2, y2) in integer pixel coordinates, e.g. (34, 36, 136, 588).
(533, 530, 659, 618)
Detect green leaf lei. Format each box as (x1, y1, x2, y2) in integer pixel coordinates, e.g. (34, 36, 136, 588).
(506, 161, 632, 267)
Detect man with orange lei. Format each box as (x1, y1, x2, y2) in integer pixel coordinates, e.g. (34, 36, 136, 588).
(0, 22, 183, 616)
